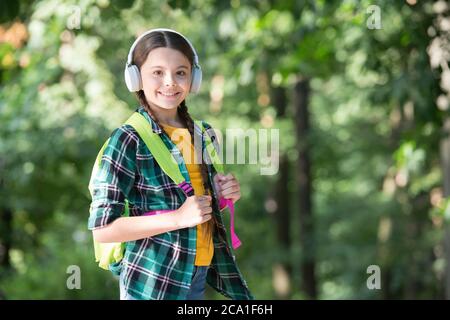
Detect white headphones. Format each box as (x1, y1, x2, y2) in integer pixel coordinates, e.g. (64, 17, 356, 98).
(124, 28, 202, 93)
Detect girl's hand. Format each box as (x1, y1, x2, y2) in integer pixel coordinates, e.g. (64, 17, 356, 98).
(213, 173, 241, 205)
(175, 195, 212, 228)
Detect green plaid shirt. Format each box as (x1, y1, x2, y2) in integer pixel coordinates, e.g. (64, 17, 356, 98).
(88, 106, 253, 300)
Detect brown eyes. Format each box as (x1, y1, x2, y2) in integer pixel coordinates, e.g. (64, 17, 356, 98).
(152, 71, 187, 76)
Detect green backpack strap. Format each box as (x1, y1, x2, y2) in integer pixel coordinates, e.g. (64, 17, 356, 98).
(90, 111, 189, 189)
(91, 112, 195, 271)
(125, 113, 186, 184)
(91, 113, 239, 271)
(195, 120, 224, 174)
(195, 120, 242, 250)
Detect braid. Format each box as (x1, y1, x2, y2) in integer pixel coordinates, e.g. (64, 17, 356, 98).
(178, 100, 218, 242)
(136, 91, 217, 242)
(137, 91, 164, 128)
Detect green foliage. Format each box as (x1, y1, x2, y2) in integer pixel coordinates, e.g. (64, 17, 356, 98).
(0, 0, 447, 300)
(0, 0, 20, 24)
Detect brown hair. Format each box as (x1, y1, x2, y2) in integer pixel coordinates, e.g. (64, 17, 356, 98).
(132, 30, 217, 243)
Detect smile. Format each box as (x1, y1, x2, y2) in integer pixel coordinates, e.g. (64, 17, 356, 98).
(158, 92, 180, 98)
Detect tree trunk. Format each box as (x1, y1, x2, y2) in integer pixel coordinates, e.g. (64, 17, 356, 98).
(270, 85, 292, 299)
(440, 117, 450, 299)
(0, 207, 12, 269)
(293, 77, 317, 299)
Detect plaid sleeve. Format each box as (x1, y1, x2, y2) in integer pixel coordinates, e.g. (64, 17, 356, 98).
(88, 125, 138, 230)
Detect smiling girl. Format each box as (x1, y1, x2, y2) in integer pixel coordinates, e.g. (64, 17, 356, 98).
(88, 28, 253, 300)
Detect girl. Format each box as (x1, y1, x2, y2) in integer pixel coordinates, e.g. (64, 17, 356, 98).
(88, 28, 253, 300)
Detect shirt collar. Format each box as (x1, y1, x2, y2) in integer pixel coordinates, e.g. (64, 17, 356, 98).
(136, 105, 204, 139)
(136, 106, 163, 134)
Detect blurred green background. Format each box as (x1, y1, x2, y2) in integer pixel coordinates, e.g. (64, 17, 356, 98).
(1, 0, 450, 300)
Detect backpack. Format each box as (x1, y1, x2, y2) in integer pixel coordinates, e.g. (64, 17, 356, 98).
(89, 112, 241, 271)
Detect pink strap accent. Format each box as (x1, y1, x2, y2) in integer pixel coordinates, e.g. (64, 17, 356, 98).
(143, 199, 243, 250)
(219, 197, 242, 250)
(143, 209, 173, 216)
(219, 197, 227, 211)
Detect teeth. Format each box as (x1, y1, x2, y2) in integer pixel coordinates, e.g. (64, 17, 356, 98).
(160, 92, 178, 97)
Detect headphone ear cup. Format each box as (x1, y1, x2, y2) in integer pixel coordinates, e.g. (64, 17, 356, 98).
(190, 65, 202, 94)
(124, 64, 142, 92)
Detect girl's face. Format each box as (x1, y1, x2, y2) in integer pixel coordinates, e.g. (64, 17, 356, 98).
(140, 47, 192, 111)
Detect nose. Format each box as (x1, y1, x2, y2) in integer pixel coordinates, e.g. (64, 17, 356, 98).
(163, 72, 176, 87)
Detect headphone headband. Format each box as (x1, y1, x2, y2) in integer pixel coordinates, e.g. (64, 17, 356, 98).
(126, 28, 199, 67)
(124, 28, 202, 93)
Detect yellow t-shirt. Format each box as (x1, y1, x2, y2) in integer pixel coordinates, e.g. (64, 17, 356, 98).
(161, 123, 214, 266)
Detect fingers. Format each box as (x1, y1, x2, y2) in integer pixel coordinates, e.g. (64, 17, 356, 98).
(218, 173, 237, 187)
(194, 196, 212, 216)
(191, 195, 211, 200)
(216, 173, 233, 183)
(221, 184, 240, 197)
(201, 206, 213, 215)
(198, 195, 212, 207)
(222, 191, 240, 199)
(202, 214, 212, 223)
(221, 180, 239, 190)
(215, 173, 239, 194)
(215, 173, 226, 181)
